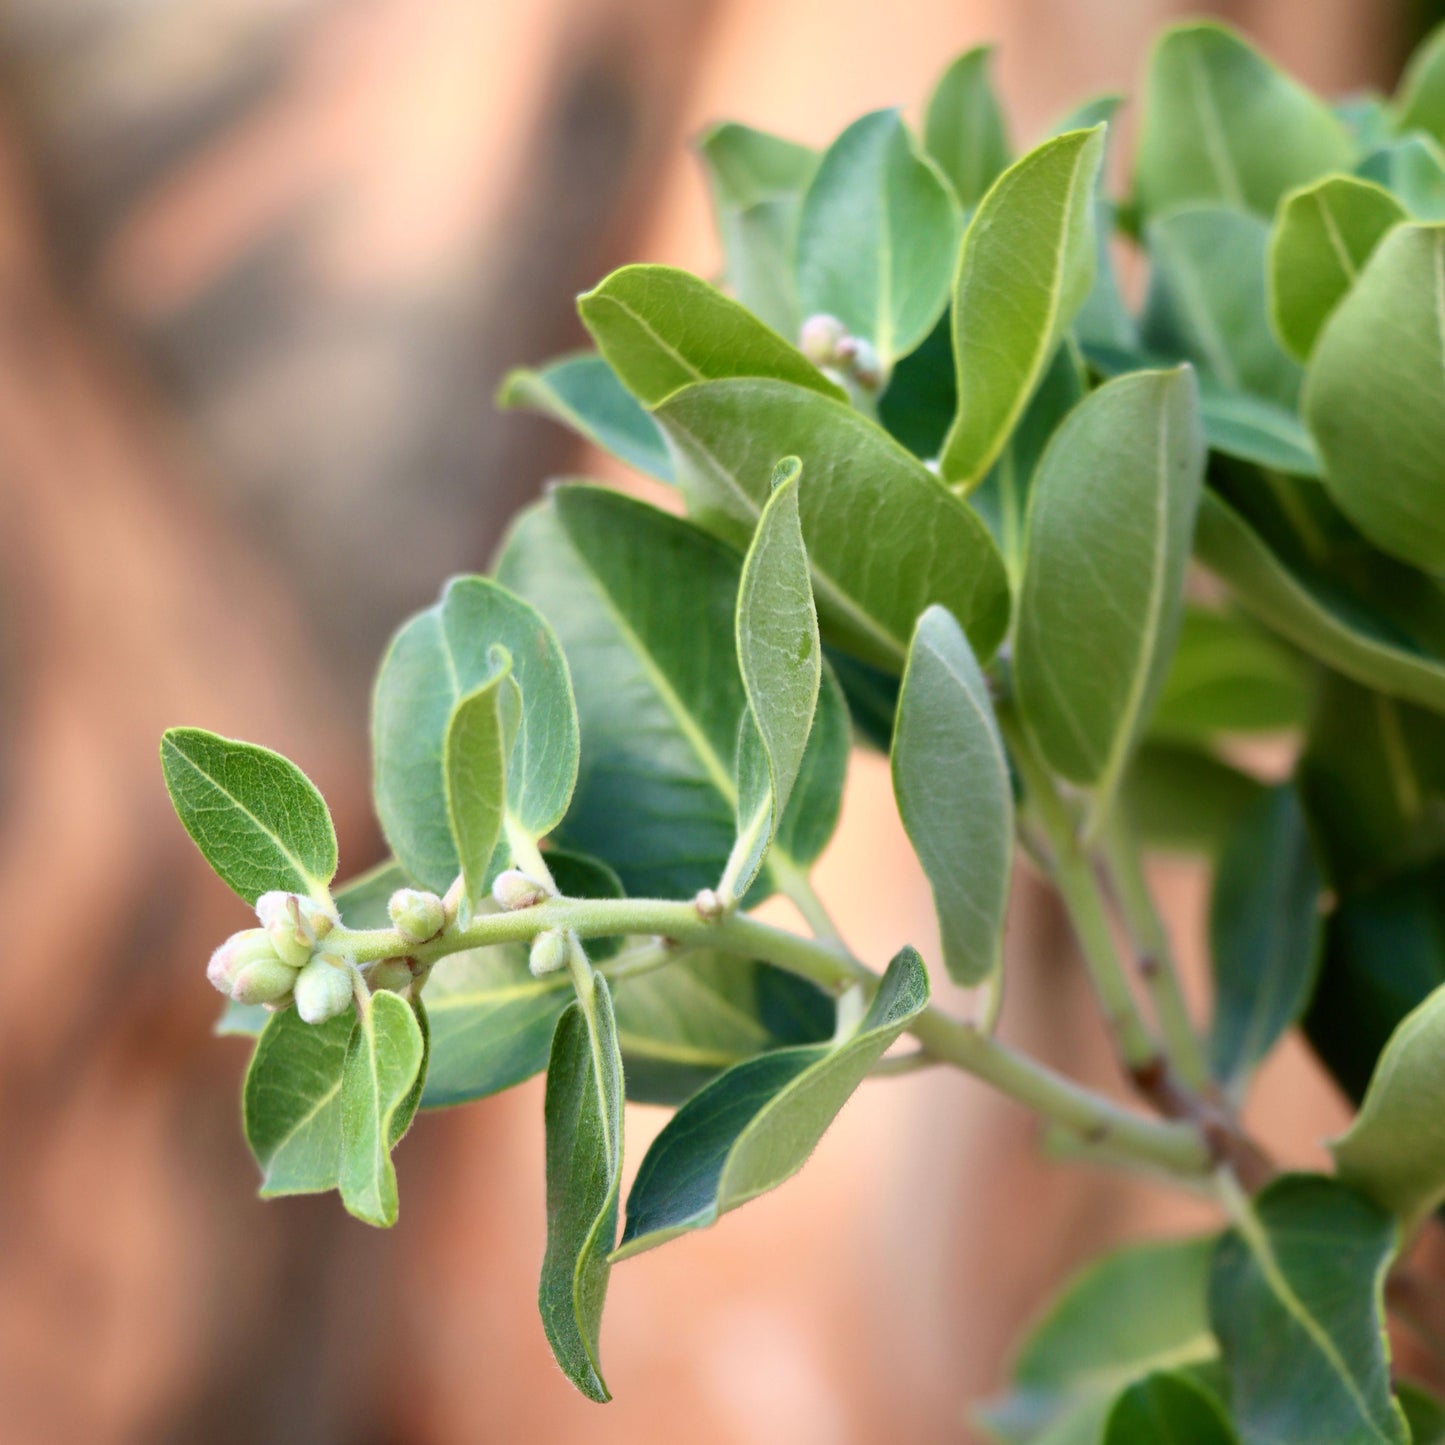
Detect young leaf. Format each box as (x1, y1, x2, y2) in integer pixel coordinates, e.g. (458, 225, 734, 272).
(1304, 223, 1445, 572)
(616, 947, 928, 1259)
(444, 658, 513, 917)
(923, 46, 1010, 210)
(652, 378, 1011, 670)
(1132, 22, 1352, 220)
(1208, 786, 1323, 1091)
(1209, 1174, 1407, 1445)
(1267, 177, 1405, 362)
(540, 974, 623, 1403)
(161, 728, 337, 904)
(891, 605, 1013, 986)
(1102, 1371, 1238, 1444)
(722, 457, 820, 900)
(497, 353, 675, 483)
(977, 1236, 1216, 1443)
(1331, 981, 1445, 1234)
(373, 576, 578, 892)
(1396, 22, 1445, 148)
(1357, 136, 1445, 221)
(578, 264, 844, 408)
(939, 125, 1105, 489)
(1014, 367, 1205, 831)
(795, 109, 961, 371)
(339, 988, 427, 1227)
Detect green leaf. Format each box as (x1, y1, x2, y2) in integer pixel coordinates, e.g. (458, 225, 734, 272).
(1193, 491, 1445, 716)
(1015, 367, 1205, 829)
(1395, 22, 1445, 148)
(540, 974, 623, 1403)
(877, 310, 955, 460)
(1122, 743, 1268, 857)
(699, 122, 819, 337)
(795, 109, 961, 371)
(1336, 95, 1395, 153)
(654, 378, 1010, 670)
(1304, 222, 1445, 572)
(160, 728, 337, 904)
(923, 46, 1010, 209)
(1132, 22, 1352, 221)
(616, 947, 928, 1259)
(1208, 786, 1323, 1090)
(1209, 1174, 1407, 1445)
(1400, 1382, 1445, 1444)
(1331, 981, 1445, 1233)
(1267, 177, 1405, 362)
(497, 353, 674, 484)
(892, 605, 1013, 985)
(722, 458, 820, 899)
(338, 988, 426, 1227)
(496, 486, 847, 897)
(1357, 136, 1445, 221)
(978, 1236, 1216, 1443)
(940, 125, 1105, 489)
(578, 264, 844, 409)
(1102, 1371, 1237, 1445)
(372, 576, 578, 892)
(444, 658, 512, 918)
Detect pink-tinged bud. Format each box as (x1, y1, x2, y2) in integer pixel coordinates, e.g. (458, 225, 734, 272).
(799, 313, 848, 366)
(368, 957, 414, 993)
(492, 869, 548, 911)
(529, 929, 568, 978)
(207, 929, 281, 995)
(232, 957, 303, 1006)
(294, 953, 354, 1025)
(388, 888, 446, 943)
(257, 891, 317, 968)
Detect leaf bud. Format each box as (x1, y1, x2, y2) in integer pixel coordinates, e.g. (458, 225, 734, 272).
(694, 887, 726, 922)
(388, 887, 447, 943)
(837, 335, 882, 390)
(232, 956, 303, 1007)
(207, 928, 282, 995)
(492, 869, 548, 911)
(294, 953, 355, 1025)
(256, 891, 317, 968)
(529, 928, 568, 978)
(368, 957, 414, 993)
(799, 313, 848, 366)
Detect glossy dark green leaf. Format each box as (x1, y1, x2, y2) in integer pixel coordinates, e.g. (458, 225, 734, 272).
(1102, 1371, 1237, 1445)
(1304, 223, 1445, 572)
(1267, 177, 1405, 362)
(161, 728, 337, 904)
(1015, 367, 1205, 829)
(877, 309, 954, 460)
(540, 974, 623, 1403)
(1132, 22, 1351, 220)
(1209, 1174, 1407, 1445)
(1122, 743, 1268, 857)
(892, 606, 1012, 986)
(795, 109, 961, 371)
(1356, 136, 1445, 221)
(444, 659, 512, 917)
(496, 353, 674, 483)
(372, 576, 578, 892)
(617, 947, 928, 1259)
(1396, 22, 1445, 148)
(579, 264, 844, 408)
(1208, 786, 1323, 1090)
(940, 126, 1104, 489)
(654, 378, 1010, 670)
(923, 46, 1010, 209)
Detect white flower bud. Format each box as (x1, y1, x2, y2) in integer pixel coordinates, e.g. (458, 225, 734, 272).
(492, 869, 548, 911)
(837, 335, 882, 390)
(232, 957, 303, 1006)
(388, 887, 446, 943)
(368, 957, 414, 993)
(799, 313, 848, 366)
(529, 929, 568, 978)
(257, 891, 317, 969)
(207, 928, 282, 995)
(294, 953, 355, 1025)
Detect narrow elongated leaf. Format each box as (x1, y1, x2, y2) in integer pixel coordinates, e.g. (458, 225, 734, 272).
(940, 126, 1104, 489)
(339, 989, 426, 1227)
(1208, 786, 1323, 1090)
(1209, 1174, 1407, 1445)
(654, 377, 1011, 670)
(1132, 22, 1351, 220)
(1357, 136, 1445, 221)
(1267, 177, 1405, 362)
(579, 264, 844, 408)
(1103, 1372, 1237, 1444)
(540, 975, 623, 1403)
(1304, 223, 1445, 571)
(795, 109, 961, 371)
(373, 576, 578, 892)
(1396, 22, 1445, 147)
(496, 487, 847, 898)
(444, 660, 512, 917)
(497, 353, 674, 483)
(723, 458, 820, 899)
(892, 605, 1012, 985)
(617, 947, 928, 1259)
(1331, 982, 1445, 1233)
(978, 1237, 1216, 1443)
(923, 46, 1010, 209)
(1015, 367, 1205, 829)
(161, 729, 337, 904)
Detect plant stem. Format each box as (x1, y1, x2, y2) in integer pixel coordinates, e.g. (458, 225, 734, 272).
(772, 857, 847, 946)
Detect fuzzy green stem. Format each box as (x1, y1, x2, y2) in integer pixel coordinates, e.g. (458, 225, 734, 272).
(772, 857, 847, 946)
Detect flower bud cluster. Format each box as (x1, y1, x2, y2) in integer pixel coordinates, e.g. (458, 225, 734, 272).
(798, 313, 883, 391)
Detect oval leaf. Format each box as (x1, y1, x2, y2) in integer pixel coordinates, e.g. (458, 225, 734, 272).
(1396, 22, 1445, 148)
(161, 728, 337, 904)
(1356, 136, 1445, 221)
(923, 46, 1010, 209)
(892, 605, 1013, 986)
(1103, 1371, 1238, 1445)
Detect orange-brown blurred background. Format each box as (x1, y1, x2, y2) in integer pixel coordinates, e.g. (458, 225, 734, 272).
(0, 2, 1424, 1441)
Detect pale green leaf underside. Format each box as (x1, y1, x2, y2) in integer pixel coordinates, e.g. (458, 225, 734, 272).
(444, 663, 512, 916)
